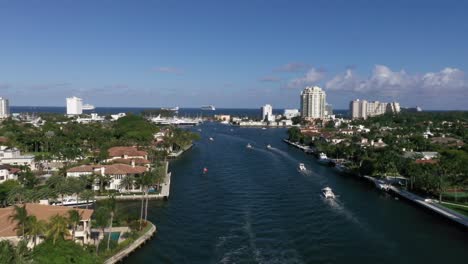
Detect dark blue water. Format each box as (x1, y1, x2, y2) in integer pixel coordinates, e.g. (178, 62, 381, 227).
(10, 106, 348, 119)
(121, 123, 468, 264)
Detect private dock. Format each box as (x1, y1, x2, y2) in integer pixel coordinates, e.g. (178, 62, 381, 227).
(283, 139, 315, 153)
(104, 222, 157, 264)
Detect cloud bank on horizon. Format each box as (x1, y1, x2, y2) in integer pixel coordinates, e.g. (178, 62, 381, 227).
(285, 64, 468, 108)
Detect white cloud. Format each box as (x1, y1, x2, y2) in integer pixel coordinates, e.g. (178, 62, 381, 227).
(325, 65, 467, 97)
(287, 68, 325, 88)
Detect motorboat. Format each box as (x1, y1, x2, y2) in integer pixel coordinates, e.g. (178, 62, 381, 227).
(322, 187, 336, 199)
(54, 197, 95, 207)
(209, 137, 214, 141)
(246, 143, 252, 149)
(261, 127, 267, 130)
(318, 152, 330, 164)
(201, 105, 216, 111)
(267, 144, 272, 149)
(298, 163, 306, 171)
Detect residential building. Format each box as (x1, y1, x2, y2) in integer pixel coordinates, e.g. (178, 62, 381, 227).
(0, 146, 36, 170)
(300, 86, 326, 119)
(67, 163, 147, 191)
(261, 104, 275, 122)
(283, 109, 300, 119)
(106, 146, 148, 161)
(0, 165, 20, 183)
(350, 99, 401, 119)
(0, 203, 93, 246)
(0, 97, 10, 119)
(214, 115, 231, 121)
(66, 96, 83, 115)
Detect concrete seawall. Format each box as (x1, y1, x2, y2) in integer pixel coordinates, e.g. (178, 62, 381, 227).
(104, 222, 157, 264)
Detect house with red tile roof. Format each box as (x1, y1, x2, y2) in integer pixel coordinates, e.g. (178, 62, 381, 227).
(105, 146, 150, 167)
(67, 163, 147, 191)
(0, 203, 93, 246)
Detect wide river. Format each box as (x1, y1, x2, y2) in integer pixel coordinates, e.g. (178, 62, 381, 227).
(123, 123, 467, 263)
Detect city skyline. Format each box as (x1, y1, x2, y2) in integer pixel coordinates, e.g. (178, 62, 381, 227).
(1, 0, 468, 110)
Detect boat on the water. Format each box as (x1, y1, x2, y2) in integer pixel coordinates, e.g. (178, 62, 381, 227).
(267, 144, 272, 149)
(322, 187, 335, 199)
(82, 104, 95, 111)
(53, 197, 95, 207)
(318, 152, 330, 164)
(261, 127, 267, 130)
(298, 163, 306, 171)
(161, 106, 179, 112)
(246, 143, 252, 149)
(201, 105, 216, 111)
(209, 137, 214, 141)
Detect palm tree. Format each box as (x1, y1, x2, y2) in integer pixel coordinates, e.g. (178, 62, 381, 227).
(25, 215, 47, 247)
(47, 214, 70, 244)
(79, 189, 95, 209)
(8, 205, 28, 237)
(120, 175, 135, 193)
(0, 240, 15, 264)
(93, 207, 110, 255)
(106, 196, 116, 251)
(68, 210, 82, 241)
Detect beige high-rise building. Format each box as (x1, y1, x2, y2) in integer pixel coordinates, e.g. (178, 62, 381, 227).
(350, 99, 400, 119)
(0, 97, 10, 119)
(300, 86, 326, 119)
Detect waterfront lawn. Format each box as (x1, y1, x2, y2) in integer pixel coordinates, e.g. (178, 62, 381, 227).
(441, 203, 468, 217)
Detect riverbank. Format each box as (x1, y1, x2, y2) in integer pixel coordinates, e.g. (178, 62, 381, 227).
(104, 222, 157, 264)
(285, 139, 468, 229)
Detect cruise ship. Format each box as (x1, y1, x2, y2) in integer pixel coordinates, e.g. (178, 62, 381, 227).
(201, 105, 216, 111)
(82, 104, 95, 110)
(161, 106, 179, 111)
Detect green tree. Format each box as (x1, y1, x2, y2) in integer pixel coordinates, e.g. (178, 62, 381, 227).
(93, 206, 110, 255)
(47, 215, 70, 245)
(0, 240, 15, 264)
(25, 215, 47, 247)
(79, 189, 95, 209)
(67, 210, 82, 241)
(8, 205, 29, 237)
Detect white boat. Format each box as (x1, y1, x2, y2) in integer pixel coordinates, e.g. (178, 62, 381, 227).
(161, 106, 179, 111)
(318, 152, 330, 163)
(267, 144, 272, 149)
(220, 120, 229, 125)
(201, 105, 216, 111)
(322, 187, 335, 199)
(82, 104, 95, 111)
(246, 143, 252, 149)
(298, 163, 306, 171)
(261, 127, 267, 130)
(209, 137, 214, 141)
(54, 197, 96, 207)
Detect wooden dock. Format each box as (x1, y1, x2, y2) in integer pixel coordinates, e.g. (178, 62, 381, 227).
(104, 222, 157, 264)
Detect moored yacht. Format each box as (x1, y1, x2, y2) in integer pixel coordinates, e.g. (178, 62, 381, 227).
(298, 163, 306, 171)
(322, 187, 335, 199)
(53, 197, 95, 207)
(246, 143, 252, 148)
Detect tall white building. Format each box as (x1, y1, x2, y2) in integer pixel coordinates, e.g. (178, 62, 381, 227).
(0, 97, 10, 119)
(66, 96, 83, 115)
(300, 86, 326, 119)
(350, 99, 400, 119)
(261, 104, 275, 122)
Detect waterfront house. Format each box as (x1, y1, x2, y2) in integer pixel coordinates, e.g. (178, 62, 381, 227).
(0, 165, 19, 183)
(67, 163, 147, 191)
(0, 146, 36, 170)
(105, 146, 148, 164)
(0, 203, 93, 247)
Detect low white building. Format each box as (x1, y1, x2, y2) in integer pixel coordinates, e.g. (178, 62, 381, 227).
(283, 109, 300, 119)
(0, 165, 19, 183)
(67, 163, 147, 191)
(0, 146, 36, 170)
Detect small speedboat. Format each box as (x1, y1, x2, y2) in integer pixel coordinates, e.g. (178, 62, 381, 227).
(203, 167, 208, 174)
(246, 143, 252, 149)
(318, 152, 330, 164)
(322, 187, 335, 199)
(261, 127, 267, 130)
(209, 137, 214, 141)
(267, 144, 272, 149)
(298, 163, 306, 171)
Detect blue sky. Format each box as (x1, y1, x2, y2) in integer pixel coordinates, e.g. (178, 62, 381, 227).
(1, 0, 467, 109)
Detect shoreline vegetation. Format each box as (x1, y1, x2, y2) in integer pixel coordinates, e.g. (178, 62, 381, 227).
(0, 110, 199, 263)
(286, 112, 468, 217)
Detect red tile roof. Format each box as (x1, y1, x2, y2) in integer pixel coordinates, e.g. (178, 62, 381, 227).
(67, 164, 147, 175)
(108, 146, 147, 158)
(112, 158, 150, 165)
(0, 204, 93, 237)
(415, 159, 438, 164)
